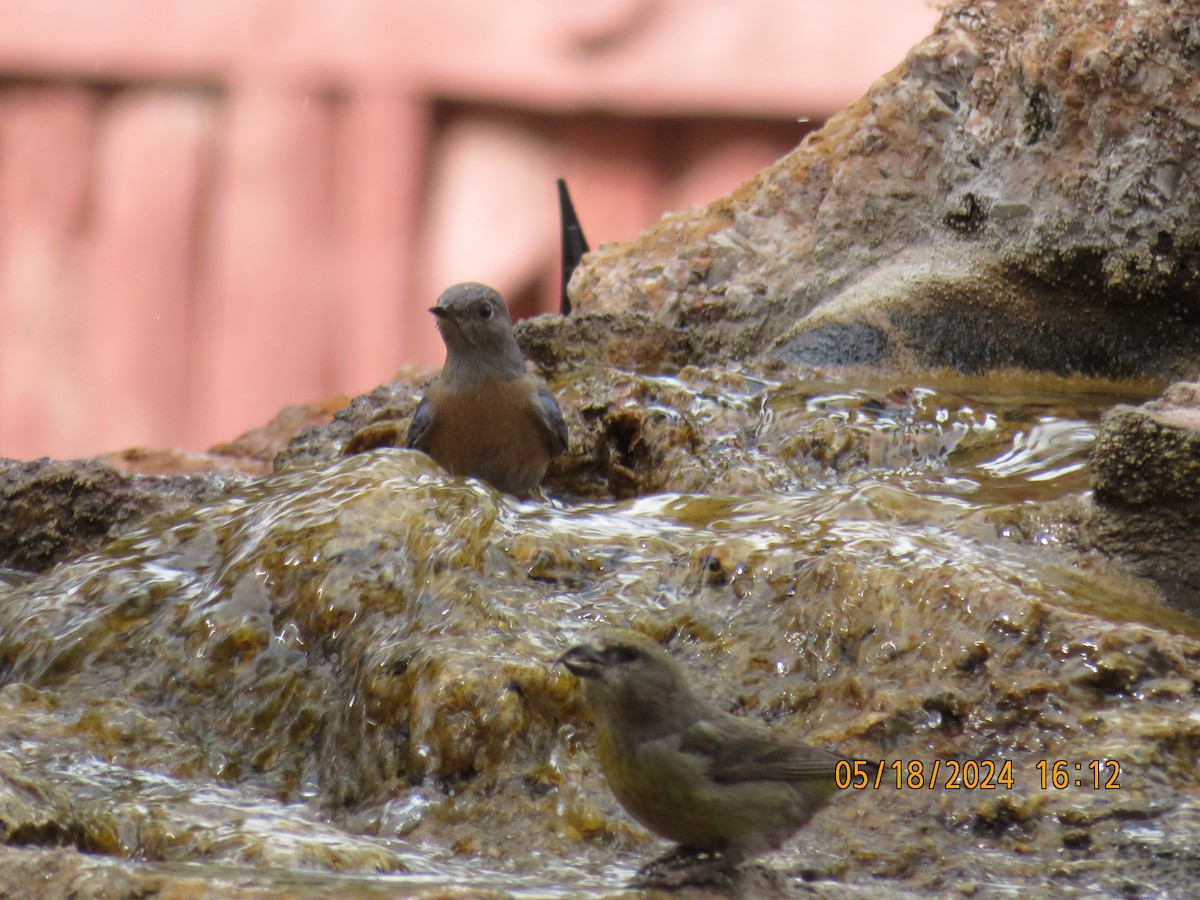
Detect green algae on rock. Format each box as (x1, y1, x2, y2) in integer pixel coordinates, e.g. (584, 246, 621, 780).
(0, 373, 1197, 897)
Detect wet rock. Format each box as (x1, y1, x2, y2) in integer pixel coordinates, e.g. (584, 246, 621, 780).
(206, 397, 350, 471)
(0, 399, 337, 576)
(101, 445, 268, 478)
(566, 0, 1200, 379)
(1091, 382, 1200, 506)
(517, 310, 695, 375)
(277, 380, 424, 471)
(0, 747, 78, 847)
(0, 380, 1198, 897)
(283, 366, 972, 502)
(0, 457, 246, 573)
(1086, 380, 1200, 614)
(92, 400, 350, 480)
(0, 847, 160, 900)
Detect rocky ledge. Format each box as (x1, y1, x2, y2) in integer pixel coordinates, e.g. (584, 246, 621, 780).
(546, 0, 1200, 379)
(1086, 381, 1200, 613)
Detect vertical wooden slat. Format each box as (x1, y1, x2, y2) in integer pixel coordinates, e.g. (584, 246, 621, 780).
(0, 86, 95, 458)
(331, 90, 433, 385)
(188, 84, 335, 449)
(414, 111, 559, 330)
(81, 89, 213, 454)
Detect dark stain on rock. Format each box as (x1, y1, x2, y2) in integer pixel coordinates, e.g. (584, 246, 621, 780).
(935, 87, 960, 110)
(771, 322, 892, 367)
(893, 303, 1146, 376)
(1153, 230, 1174, 257)
(1022, 84, 1054, 145)
(943, 192, 988, 235)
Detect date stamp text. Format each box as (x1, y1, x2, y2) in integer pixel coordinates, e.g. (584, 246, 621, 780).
(835, 759, 1122, 791)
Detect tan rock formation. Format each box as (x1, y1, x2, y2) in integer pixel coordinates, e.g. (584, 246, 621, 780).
(567, 0, 1200, 378)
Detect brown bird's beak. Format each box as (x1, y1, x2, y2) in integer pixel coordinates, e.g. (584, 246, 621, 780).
(558, 643, 604, 679)
(429, 306, 450, 319)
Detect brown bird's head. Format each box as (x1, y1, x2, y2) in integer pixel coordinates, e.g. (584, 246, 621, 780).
(559, 629, 706, 738)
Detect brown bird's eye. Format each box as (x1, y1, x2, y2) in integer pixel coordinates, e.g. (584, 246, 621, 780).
(610, 645, 640, 664)
(478, 303, 494, 320)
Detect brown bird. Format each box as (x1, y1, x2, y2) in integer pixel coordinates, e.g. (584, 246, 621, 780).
(406, 282, 567, 495)
(559, 628, 842, 884)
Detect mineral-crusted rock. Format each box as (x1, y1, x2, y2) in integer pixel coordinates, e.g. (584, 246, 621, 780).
(1092, 381, 1200, 506)
(1087, 380, 1200, 613)
(567, 0, 1200, 378)
(0, 458, 245, 573)
(277, 381, 424, 471)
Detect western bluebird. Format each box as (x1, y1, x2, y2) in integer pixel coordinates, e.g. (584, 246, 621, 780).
(406, 282, 568, 495)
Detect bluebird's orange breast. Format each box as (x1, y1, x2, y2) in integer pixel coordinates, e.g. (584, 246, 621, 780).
(418, 374, 561, 495)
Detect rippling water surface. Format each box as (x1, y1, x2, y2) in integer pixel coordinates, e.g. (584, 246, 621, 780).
(1, 373, 1196, 898)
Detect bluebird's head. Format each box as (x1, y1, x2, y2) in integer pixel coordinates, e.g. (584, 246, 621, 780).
(430, 282, 520, 362)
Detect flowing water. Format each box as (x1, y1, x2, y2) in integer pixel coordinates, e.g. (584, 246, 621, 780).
(1, 370, 1196, 898)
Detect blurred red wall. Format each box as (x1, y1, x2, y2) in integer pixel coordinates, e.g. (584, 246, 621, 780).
(0, 0, 942, 459)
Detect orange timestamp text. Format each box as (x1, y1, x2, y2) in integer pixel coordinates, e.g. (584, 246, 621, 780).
(835, 759, 1123, 791)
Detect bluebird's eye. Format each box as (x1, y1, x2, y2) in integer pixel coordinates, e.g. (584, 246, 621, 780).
(478, 303, 494, 320)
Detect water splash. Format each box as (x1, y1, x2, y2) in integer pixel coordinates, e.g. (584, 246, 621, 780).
(0, 374, 1195, 897)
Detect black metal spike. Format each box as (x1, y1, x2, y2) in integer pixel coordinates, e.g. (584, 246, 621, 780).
(557, 178, 590, 316)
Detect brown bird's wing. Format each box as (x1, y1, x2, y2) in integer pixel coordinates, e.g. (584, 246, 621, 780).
(535, 385, 569, 456)
(406, 397, 435, 451)
(679, 717, 842, 785)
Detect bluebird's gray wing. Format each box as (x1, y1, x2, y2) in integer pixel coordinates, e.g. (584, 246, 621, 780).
(680, 716, 842, 785)
(536, 385, 569, 457)
(406, 397, 435, 451)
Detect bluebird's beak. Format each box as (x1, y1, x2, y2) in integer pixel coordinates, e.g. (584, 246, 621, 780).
(430, 306, 450, 320)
